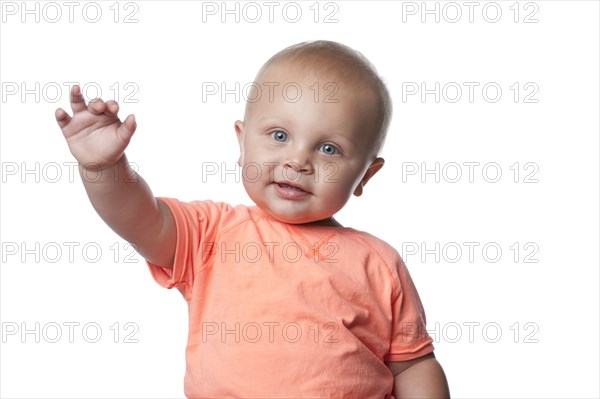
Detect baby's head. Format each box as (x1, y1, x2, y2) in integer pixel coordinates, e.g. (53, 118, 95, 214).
(235, 40, 392, 225)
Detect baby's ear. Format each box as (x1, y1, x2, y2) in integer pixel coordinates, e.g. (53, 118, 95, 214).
(234, 120, 245, 165)
(354, 157, 385, 197)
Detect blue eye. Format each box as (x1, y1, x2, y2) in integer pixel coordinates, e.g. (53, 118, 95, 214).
(271, 130, 288, 142)
(319, 143, 339, 155)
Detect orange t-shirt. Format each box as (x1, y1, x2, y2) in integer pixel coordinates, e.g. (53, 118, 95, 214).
(147, 198, 434, 398)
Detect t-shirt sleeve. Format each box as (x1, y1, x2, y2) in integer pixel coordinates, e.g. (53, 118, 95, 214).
(385, 256, 434, 362)
(146, 197, 226, 302)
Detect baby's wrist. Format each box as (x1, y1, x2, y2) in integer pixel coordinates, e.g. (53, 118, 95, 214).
(77, 155, 135, 184)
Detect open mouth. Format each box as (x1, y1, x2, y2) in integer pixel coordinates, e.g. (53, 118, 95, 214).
(273, 181, 312, 200)
(276, 182, 307, 192)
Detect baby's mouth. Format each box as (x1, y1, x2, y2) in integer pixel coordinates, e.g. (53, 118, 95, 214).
(277, 183, 304, 191)
(274, 181, 311, 194)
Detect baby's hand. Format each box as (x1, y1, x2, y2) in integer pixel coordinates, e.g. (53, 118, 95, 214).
(55, 85, 137, 170)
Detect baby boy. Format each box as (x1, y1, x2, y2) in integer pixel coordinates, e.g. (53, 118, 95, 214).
(55, 40, 450, 398)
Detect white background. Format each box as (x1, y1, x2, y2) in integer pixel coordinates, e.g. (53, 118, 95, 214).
(1, 1, 599, 397)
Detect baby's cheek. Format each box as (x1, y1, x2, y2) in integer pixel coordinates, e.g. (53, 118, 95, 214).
(317, 162, 343, 185)
(238, 160, 269, 183)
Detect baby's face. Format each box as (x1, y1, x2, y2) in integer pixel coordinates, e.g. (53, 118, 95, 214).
(235, 63, 384, 225)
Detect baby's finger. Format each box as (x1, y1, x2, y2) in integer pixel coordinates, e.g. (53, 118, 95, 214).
(88, 98, 106, 115)
(118, 114, 137, 142)
(55, 108, 72, 129)
(69, 85, 87, 113)
(105, 100, 120, 116)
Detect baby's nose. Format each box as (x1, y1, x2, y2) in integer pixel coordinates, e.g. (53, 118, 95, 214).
(283, 149, 314, 173)
(284, 160, 313, 173)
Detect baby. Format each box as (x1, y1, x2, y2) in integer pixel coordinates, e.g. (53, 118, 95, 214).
(55, 40, 450, 398)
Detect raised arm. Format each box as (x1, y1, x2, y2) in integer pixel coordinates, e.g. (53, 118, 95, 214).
(55, 85, 176, 268)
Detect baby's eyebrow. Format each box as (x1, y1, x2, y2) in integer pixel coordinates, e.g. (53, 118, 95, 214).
(254, 116, 294, 132)
(315, 132, 356, 154)
(257, 116, 288, 125)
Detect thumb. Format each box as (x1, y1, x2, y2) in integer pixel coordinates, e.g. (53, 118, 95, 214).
(118, 114, 137, 143)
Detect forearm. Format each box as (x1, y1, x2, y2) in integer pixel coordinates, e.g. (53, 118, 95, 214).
(79, 154, 174, 266)
(391, 357, 450, 399)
